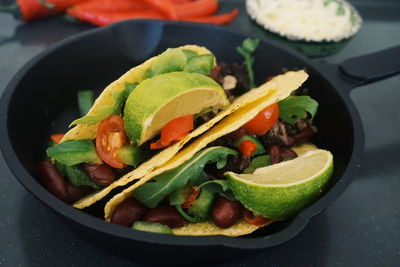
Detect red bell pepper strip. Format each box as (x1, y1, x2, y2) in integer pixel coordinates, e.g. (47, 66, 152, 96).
(141, 0, 178, 20)
(0, 0, 86, 21)
(150, 115, 194, 150)
(174, 0, 218, 18)
(67, 9, 165, 27)
(50, 133, 65, 144)
(243, 209, 271, 226)
(182, 187, 201, 209)
(181, 8, 239, 25)
(239, 139, 257, 157)
(68, 0, 150, 13)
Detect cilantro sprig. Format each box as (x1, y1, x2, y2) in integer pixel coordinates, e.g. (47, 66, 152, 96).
(237, 38, 260, 89)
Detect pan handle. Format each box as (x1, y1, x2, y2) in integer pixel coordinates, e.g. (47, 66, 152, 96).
(339, 45, 400, 85)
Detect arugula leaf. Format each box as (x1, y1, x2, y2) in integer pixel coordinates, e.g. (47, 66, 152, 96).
(132, 146, 237, 208)
(199, 179, 237, 201)
(243, 155, 271, 174)
(278, 95, 318, 125)
(237, 38, 260, 89)
(70, 81, 138, 126)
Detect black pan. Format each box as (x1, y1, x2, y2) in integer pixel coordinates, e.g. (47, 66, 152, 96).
(1, 20, 399, 264)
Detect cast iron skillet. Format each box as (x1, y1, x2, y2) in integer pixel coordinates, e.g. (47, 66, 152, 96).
(1, 20, 399, 263)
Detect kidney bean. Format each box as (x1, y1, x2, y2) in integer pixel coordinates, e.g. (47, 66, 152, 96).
(211, 196, 243, 228)
(83, 163, 115, 187)
(111, 198, 148, 227)
(143, 204, 188, 228)
(293, 128, 315, 145)
(37, 161, 68, 201)
(269, 145, 282, 164)
(286, 136, 295, 147)
(66, 183, 92, 204)
(280, 147, 298, 159)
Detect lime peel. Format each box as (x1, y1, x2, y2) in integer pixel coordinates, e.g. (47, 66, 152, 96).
(225, 149, 333, 220)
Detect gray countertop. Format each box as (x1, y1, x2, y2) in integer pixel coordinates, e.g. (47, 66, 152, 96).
(1, 0, 400, 266)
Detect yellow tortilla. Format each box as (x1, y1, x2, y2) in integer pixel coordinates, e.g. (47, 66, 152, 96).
(61, 45, 213, 142)
(67, 45, 305, 210)
(173, 220, 271, 237)
(104, 70, 308, 221)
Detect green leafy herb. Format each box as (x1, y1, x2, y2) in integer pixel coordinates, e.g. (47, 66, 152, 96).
(243, 155, 271, 174)
(199, 179, 236, 201)
(77, 90, 94, 117)
(278, 95, 318, 125)
(350, 10, 357, 25)
(70, 81, 137, 126)
(324, 0, 346, 16)
(64, 165, 99, 189)
(132, 146, 237, 208)
(237, 38, 260, 89)
(47, 139, 101, 166)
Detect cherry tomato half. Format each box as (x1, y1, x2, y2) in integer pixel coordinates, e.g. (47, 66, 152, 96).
(96, 115, 128, 168)
(244, 103, 279, 136)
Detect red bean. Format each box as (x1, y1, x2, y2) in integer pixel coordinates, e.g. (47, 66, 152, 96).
(111, 198, 148, 227)
(280, 147, 298, 159)
(37, 161, 68, 201)
(83, 163, 115, 187)
(211, 196, 243, 228)
(66, 183, 92, 204)
(286, 136, 295, 147)
(143, 204, 188, 228)
(293, 128, 315, 145)
(269, 145, 282, 164)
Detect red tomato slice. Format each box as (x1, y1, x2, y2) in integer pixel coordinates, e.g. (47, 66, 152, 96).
(150, 114, 194, 149)
(244, 103, 279, 136)
(51, 133, 65, 144)
(96, 115, 128, 168)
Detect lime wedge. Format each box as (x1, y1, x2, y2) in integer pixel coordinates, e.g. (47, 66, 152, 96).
(123, 72, 229, 145)
(225, 149, 333, 220)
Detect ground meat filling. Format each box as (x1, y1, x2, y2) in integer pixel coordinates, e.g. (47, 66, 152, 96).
(210, 62, 250, 102)
(204, 154, 251, 179)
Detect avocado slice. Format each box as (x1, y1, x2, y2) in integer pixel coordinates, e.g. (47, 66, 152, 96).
(47, 139, 101, 166)
(132, 221, 173, 235)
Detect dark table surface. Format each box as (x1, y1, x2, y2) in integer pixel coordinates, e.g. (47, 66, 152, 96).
(1, 0, 400, 266)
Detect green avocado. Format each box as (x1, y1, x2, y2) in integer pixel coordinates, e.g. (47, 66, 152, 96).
(47, 139, 101, 166)
(132, 221, 173, 235)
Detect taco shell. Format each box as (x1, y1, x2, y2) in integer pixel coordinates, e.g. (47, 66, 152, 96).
(68, 45, 305, 210)
(172, 220, 271, 237)
(104, 70, 309, 228)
